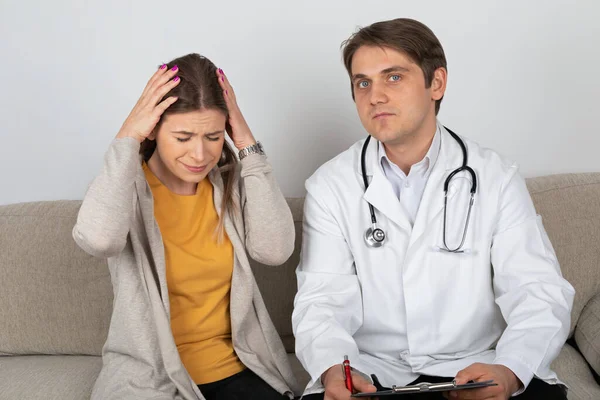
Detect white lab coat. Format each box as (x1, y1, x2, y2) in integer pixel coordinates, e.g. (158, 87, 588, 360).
(292, 126, 575, 395)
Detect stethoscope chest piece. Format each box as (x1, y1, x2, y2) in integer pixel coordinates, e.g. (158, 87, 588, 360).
(365, 225, 386, 248)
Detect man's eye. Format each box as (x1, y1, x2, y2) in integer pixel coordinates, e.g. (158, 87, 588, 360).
(176, 138, 190, 142)
(358, 81, 369, 88)
(390, 75, 401, 82)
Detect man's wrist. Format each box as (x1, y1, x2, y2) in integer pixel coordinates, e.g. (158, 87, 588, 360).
(498, 364, 522, 395)
(320, 364, 338, 386)
(493, 356, 532, 395)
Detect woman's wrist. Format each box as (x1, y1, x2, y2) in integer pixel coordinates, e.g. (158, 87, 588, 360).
(238, 141, 265, 160)
(234, 135, 257, 151)
(116, 130, 145, 144)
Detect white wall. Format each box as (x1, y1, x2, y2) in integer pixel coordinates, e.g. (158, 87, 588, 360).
(0, 0, 598, 205)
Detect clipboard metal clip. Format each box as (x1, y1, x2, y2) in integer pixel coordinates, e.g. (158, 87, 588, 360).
(392, 380, 457, 393)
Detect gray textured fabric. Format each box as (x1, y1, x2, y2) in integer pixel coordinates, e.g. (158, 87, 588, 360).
(72, 137, 299, 399)
(0, 201, 112, 356)
(287, 353, 310, 389)
(526, 172, 600, 337)
(0, 355, 102, 400)
(551, 343, 600, 400)
(575, 293, 600, 375)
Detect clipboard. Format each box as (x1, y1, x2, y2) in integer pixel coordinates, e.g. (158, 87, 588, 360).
(351, 374, 497, 397)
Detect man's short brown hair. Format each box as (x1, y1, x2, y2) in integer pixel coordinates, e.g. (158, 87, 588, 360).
(341, 18, 447, 115)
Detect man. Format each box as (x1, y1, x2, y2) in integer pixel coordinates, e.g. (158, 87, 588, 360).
(292, 18, 574, 400)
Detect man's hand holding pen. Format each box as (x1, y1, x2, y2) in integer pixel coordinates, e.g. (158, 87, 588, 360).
(321, 356, 378, 400)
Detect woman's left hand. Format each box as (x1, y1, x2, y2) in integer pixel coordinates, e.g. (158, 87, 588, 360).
(217, 68, 257, 151)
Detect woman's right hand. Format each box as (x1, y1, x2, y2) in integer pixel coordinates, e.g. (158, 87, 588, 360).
(116, 64, 181, 143)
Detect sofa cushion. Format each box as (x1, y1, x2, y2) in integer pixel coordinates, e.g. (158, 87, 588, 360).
(574, 293, 600, 376)
(0, 355, 102, 400)
(0, 201, 112, 356)
(526, 173, 600, 337)
(551, 343, 600, 400)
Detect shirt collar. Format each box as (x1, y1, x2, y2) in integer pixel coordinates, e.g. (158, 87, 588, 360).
(378, 123, 442, 178)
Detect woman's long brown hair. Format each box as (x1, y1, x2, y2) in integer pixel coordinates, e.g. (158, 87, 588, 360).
(140, 53, 237, 237)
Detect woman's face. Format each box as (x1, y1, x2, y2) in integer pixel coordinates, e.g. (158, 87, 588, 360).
(149, 109, 227, 192)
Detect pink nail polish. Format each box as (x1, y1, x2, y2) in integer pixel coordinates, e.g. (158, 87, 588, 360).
(160, 64, 167, 70)
(226, 89, 228, 95)
(221, 76, 224, 82)
(171, 65, 178, 71)
(173, 76, 179, 82)
(218, 68, 223, 74)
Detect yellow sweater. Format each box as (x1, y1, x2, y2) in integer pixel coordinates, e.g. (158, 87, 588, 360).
(143, 163, 245, 384)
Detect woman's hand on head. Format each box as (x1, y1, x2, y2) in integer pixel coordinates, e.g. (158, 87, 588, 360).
(217, 68, 257, 150)
(116, 64, 181, 143)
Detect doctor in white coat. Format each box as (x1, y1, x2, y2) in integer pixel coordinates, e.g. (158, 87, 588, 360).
(293, 18, 574, 400)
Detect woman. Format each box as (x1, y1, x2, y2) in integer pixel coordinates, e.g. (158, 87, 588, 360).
(73, 53, 299, 400)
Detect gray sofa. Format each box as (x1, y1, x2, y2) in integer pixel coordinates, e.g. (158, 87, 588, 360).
(1, 173, 599, 400)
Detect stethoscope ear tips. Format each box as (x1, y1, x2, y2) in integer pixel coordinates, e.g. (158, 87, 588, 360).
(365, 226, 386, 248)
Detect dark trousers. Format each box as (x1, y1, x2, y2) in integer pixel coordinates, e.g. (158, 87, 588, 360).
(301, 374, 567, 400)
(197, 368, 288, 400)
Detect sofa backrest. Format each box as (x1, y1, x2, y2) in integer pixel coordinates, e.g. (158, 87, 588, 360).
(0, 201, 111, 356)
(1, 173, 599, 356)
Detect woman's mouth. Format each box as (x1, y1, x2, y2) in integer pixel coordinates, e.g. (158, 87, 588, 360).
(182, 163, 207, 173)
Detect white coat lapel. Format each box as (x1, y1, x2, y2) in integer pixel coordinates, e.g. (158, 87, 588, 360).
(408, 127, 466, 251)
(360, 137, 413, 234)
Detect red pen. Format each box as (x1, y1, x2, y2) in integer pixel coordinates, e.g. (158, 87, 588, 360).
(342, 355, 354, 392)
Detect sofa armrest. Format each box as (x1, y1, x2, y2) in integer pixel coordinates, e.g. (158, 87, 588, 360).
(574, 293, 600, 376)
(551, 343, 600, 399)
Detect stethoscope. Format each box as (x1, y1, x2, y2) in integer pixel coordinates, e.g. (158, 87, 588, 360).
(362, 127, 477, 252)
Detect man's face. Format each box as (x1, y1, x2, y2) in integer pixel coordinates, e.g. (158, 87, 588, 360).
(351, 45, 444, 145)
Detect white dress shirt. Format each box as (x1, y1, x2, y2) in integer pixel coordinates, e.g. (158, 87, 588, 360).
(378, 125, 441, 226)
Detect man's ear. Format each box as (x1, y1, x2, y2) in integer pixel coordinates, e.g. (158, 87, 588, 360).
(430, 67, 447, 101)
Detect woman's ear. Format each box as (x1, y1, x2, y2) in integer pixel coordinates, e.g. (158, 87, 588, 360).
(147, 128, 157, 141)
